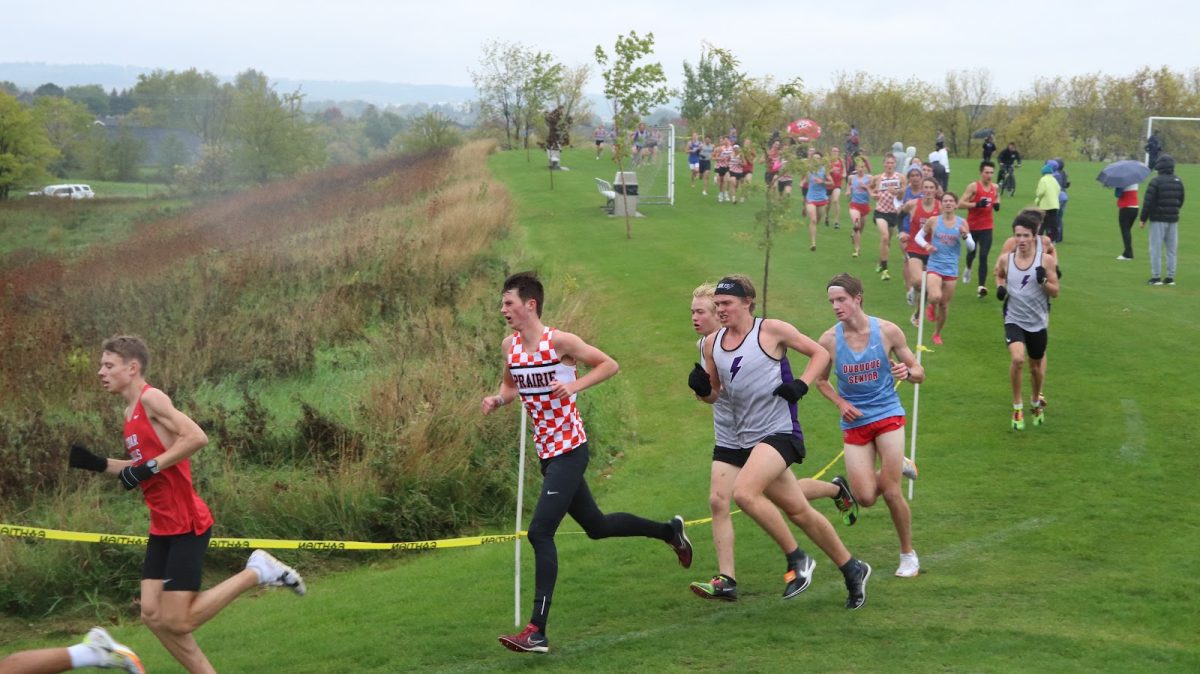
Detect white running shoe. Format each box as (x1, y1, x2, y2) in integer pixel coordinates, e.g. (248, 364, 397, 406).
(901, 456, 919, 480)
(83, 627, 145, 673)
(963, 269, 972, 284)
(906, 288, 915, 306)
(895, 551, 920, 578)
(247, 549, 307, 596)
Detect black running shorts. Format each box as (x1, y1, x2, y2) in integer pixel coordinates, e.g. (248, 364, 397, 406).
(712, 446, 750, 468)
(751, 433, 806, 467)
(874, 212, 899, 230)
(1005, 324, 1049, 360)
(142, 528, 212, 592)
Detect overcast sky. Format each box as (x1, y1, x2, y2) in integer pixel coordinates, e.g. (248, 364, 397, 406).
(5, 0, 1197, 96)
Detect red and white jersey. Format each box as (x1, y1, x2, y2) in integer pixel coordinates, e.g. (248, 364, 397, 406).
(508, 327, 587, 459)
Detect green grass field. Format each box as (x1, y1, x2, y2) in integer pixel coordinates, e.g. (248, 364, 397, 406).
(3, 148, 1198, 671)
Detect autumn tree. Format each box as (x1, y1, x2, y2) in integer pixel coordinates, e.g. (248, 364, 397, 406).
(0, 91, 56, 199)
(595, 30, 671, 239)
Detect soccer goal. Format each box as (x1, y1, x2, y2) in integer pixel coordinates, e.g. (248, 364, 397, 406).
(629, 123, 675, 205)
(1145, 116, 1200, 164)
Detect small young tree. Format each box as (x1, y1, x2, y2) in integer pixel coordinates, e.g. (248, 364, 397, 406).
(540, 105, 571, 189)
(595, 31, 671, 239)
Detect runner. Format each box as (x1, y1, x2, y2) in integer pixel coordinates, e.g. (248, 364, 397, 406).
(827, 146, 846, 229)
(715, 137, 734, 202)
(805, 152, 833, 251)
(915, 192, 974, 344)
(699, 136, 715, 196)
(687, 132, 702, 186)
(994, 215, 1059, 430)
(960, 161, 1002, 298)
(484, 272, 692, 653)
(728, 145, 745, 204)
(68, 336, 305, 674)
(631, 122, 649, 166)
(847, 157, 873, 258)
(594, 125, 607, 159)
(695, 275, 872, 609)
(898, 174, 940, 315)
(0, 627, 143, 674)
(870, 155, 904, 281)
(811, 273, 925, 577)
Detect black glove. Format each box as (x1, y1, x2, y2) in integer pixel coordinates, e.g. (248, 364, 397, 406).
(993, 201, 1001, 212)
(772, 379, 809, 404)
(687, 363, 712, 397)
(996, 286, 1008, 301)
(118, 461, 157, 490)
(976, 197, 990, 208)
(1056, 265, 1062, 280)
(68, 444, 108, 472)
(1036, 266, 1047, 285)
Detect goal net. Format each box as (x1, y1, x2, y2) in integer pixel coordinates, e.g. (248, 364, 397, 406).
(628, 123, 675, 205)
(1145, 116, 1200, 165)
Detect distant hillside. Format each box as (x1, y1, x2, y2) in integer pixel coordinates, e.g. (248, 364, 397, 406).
(0, 62, 477, 105)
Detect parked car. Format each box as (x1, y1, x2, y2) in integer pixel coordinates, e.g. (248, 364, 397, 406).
(38, 184, 95, 199)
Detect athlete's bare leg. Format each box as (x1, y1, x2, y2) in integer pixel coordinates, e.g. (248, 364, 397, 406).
(730, 445, 801, 555)
(1008, 341, 1027, 405)
(0, 650, 71, 674)
(797, 477, 838, 500)
(1030, 356, 1046, 404)
(850, 210, 864, 255)
(762, 470, 852, 566)
(708, 461, 740, 579)
(140, 569, 258, 674)
(876, 218, 892, 268)
(844, 431, 913, 553)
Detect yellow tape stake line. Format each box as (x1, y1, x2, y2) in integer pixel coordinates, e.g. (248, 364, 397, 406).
(2, 450, 850, 548)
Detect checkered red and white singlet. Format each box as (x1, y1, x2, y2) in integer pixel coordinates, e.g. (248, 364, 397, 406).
(508, 327, 587, 459)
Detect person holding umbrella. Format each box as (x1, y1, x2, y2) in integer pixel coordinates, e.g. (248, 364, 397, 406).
(1097, 159, 1153, 262)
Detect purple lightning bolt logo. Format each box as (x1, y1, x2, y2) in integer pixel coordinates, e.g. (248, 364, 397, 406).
(1020, 274, 1031, 289)
(730, 356, 744, 381)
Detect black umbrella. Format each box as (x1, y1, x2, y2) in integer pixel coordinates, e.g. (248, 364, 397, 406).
(971, 128, 995, 139)
(1096, 160, 1151, 189)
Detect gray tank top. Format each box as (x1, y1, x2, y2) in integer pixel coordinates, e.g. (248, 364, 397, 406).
(712, 318, 793, 448)
(700, 337, 738, 448)
(1004, 237, 1050, 332)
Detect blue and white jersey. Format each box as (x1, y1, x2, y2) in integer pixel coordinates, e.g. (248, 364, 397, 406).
(806, 169, 829, 202)
(927, 215, 964, 277)
(835, 318, 905, 430)
(712, 318, 801, 448)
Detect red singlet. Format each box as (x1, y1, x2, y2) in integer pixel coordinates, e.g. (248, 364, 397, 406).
(124, 385, 214, 536)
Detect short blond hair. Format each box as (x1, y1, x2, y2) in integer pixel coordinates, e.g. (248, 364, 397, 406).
(692, 282, 717, 306)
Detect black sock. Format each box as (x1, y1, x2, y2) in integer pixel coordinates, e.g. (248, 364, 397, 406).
(786, 547, 807, 565)
(880, 261, 888, 270)
(838, 558, 860, 577)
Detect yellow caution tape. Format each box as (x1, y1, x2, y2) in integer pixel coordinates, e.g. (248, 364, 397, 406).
(0, 523, 522, 551)
(1, 453, 849, 547)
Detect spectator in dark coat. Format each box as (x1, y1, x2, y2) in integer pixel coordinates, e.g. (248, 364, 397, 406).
(1139, 154, 1185, 285)
(1145, 132, 1162, 170)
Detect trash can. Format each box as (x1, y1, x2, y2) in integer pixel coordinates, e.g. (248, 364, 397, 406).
(613, 171, 638, 217)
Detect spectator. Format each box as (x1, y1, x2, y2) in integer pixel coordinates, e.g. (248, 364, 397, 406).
(1050, 159, 1069, 243)
(846, 125, 861, 156)
(1145, 131, 1162, 170)
(892, 141, 907, 171)
(1034, 163, 1062, 242)
(982, 135, 997, 162)
(929, 141, 950, 191)
(1139, 154, 1185, 286)
(1115, 183, 1139, 261)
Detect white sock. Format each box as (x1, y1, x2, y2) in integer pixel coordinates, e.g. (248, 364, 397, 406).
(68, 643, 105, 669)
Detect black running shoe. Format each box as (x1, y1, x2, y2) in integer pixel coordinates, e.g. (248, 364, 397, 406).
(844, 560, 872, 610)
(831, 476, 859, 526)
(499, 623, 549, 654)
(668, 515, 693, 568)
(782, 555, 816, 599)
(690, 574, 738, 601)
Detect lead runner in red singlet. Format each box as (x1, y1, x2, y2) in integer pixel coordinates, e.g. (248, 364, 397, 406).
(482, 272, 693, 655)
(67, 336, 306, 674)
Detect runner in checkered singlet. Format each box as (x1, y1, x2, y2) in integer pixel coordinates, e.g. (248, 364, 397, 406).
(482, 272, 693, 654)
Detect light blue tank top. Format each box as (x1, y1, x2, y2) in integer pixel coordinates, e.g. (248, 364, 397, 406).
(927, 215, 964, 277)
(850, 174, 871, 204)
(806, 169, 829, 202)
(835, 318, 905, 430)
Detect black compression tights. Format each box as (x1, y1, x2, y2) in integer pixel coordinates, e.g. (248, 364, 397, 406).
(526, 443, 671, 631)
